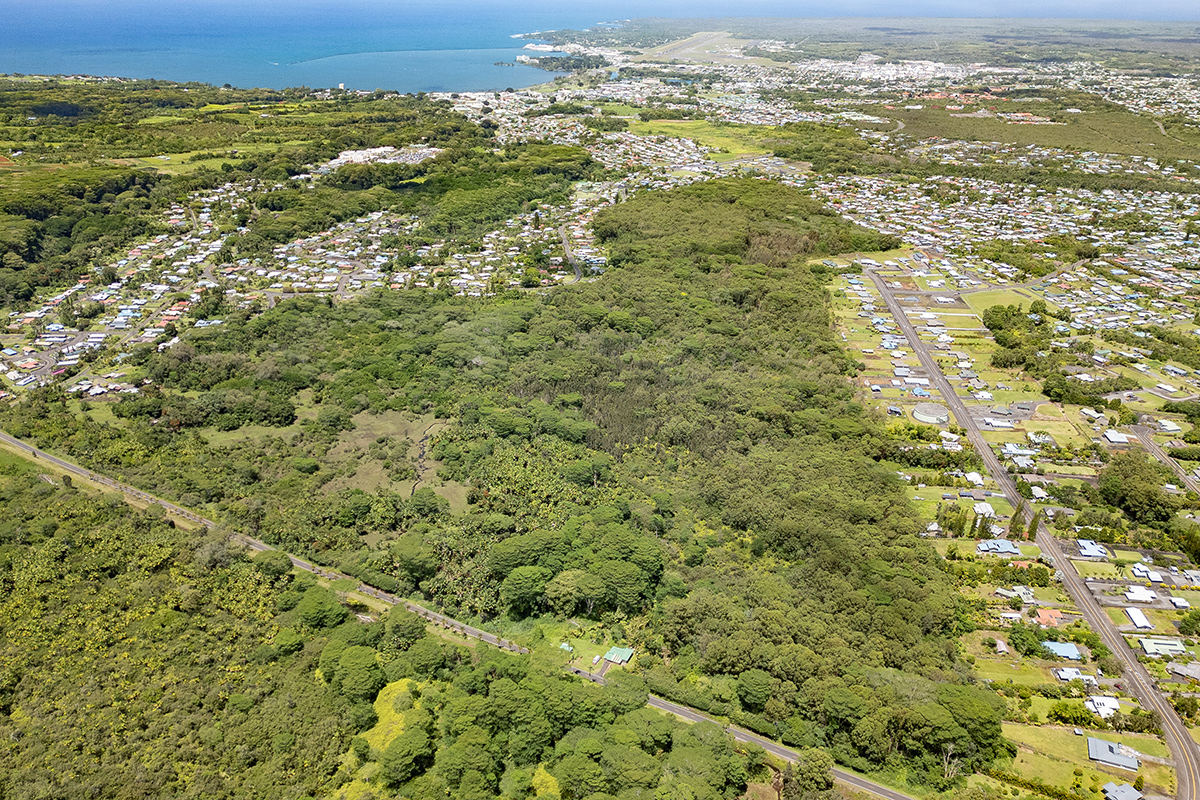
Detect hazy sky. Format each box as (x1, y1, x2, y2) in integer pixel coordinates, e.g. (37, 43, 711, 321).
(6, 0, 1200, 21)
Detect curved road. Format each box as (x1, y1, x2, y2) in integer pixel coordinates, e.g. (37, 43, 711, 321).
(1, 425, 917, 798)
(865, 267, 1199, 800)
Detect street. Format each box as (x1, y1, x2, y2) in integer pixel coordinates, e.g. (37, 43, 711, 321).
(866, 266, 1200, 800)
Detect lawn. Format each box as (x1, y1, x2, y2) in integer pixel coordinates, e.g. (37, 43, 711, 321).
(974, 656, 1054, 685)
(1072, 560, 1123, 579)
(626, 119, 772, 158)
(963, 288, 1047, 315)
(1004, 722, 1169, 760)
(1002, 723, 1174, 796)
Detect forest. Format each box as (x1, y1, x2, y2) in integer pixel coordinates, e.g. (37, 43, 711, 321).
(0, 176, 1013, 793)
(0, 460, 768, 800)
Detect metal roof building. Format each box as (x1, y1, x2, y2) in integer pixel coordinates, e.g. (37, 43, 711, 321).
(1125, 607, 1153, 630)
(1043, 641, 1082, 660)
(1087, 738, 1139, 771)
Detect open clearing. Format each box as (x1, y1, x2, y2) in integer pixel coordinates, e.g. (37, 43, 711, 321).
(626, 119, 773, 158)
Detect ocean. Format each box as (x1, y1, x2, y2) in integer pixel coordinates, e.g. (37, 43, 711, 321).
(2, 0, 1193, 93)
(0, 1, 617, 93)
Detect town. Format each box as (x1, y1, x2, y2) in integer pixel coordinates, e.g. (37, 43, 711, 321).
(6, 21, 1200, 800)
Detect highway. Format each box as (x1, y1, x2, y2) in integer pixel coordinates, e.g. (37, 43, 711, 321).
(865, 267, 1200, 800)
(0, 424, 918, 798)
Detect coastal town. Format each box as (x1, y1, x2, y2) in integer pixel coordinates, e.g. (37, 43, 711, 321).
(8, 23, 1200, 800)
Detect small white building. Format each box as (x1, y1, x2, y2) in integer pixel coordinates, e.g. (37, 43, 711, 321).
(1085, 696, 1122, 719)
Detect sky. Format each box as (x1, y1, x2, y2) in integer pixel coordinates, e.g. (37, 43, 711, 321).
(5, 0, 1200, 22)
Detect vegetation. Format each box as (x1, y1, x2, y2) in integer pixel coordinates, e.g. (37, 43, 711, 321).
(0, 176, 1014, 790)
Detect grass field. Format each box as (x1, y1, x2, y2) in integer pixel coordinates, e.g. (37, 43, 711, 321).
(626, 119, 773, 158)
(1005, 722, 1169, 760)
(974, 657, 1054, 686)
(859, 104, 1200, 163)
(962, 288, 1046, 315)
(1072, 560, 1123, 579)
(1002, 723, 1173, 796)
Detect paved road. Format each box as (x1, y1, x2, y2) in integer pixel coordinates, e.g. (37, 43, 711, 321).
(1130, 424, 1200, 495)
(866, 268, 1199, 800)
(0, 428, 531, 653)
(2, 425, 918, 799)
(558, 224, 583, 282)
(567, 668, 916, 800)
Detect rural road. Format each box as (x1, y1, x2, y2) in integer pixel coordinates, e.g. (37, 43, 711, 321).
(866, 267, 1200, 800)
(559, 224, 583, 282)
(1129, 424, 1200, 495)
(0, 425, 915, 798)
(567, 667, 915, 800)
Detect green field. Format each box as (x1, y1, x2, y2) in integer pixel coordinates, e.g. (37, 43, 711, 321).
(626, 119, 773, 157)
(1072, 560, 1123, 579)
(974, 657, 1054, 686)
(1001, 722, 1174, 797)
(962, 288, 1046, 315)
(859, 105, 1200, 163)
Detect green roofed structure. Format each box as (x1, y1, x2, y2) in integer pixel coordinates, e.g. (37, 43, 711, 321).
(603, 646, 635, 665)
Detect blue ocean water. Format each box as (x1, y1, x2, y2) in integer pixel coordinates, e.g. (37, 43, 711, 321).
(2, 0, 1194, 93)
(1, 1, 613, 92)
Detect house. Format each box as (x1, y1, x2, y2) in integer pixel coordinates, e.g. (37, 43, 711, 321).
(1078, 539, 1109, 559)
(1085, 696, 1122, 719)
(996, 585, 1037, 603)
(1130, 563, 1163, 583)
(603, 646, 635, 665)
(1125, 586, 1157, 603)
(995, 640, 1009, 655)
(1125, 607, 1153, 630)
(974, 502, 996, 518)
(1087, 737, 1139, 771)
(979, 540, 1021, 556)
(965, 472, 984, 486)
(1104, 430, 1130, 445)
(1030, 484, 1049, 499)
(1170, 597, 1190, 609)
(1055, 667, 1097, 685)
(1139, 638, 1186, 657)
(1160, 419, 1182, 434)
(1101, 782, 1142, 800)
(1035, 608, 1065, 628)
(1168, 662, 1200, 682)
(1043, 641, 1082, 660)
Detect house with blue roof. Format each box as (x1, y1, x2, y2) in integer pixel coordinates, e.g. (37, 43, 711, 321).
(977, 539, 1021, 556)
(1043, 641, 1082, 660)
(1078, 540, 1109, 559)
